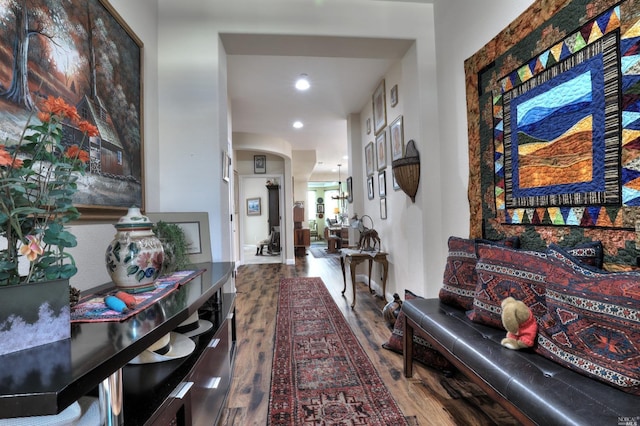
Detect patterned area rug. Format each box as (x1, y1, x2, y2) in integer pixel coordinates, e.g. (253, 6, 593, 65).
(268, 277, 409, 425)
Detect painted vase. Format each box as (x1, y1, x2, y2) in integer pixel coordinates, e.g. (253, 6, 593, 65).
(382, 293, 403, 328)
(105, 207, 164, 293)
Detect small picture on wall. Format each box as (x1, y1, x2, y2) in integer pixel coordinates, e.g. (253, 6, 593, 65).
(317, 204, 325, 213)
(376, 131, 387, 170)
(378, 170, 386, 197)
(390, 115, 404, 161)
(367, 176, 375, 200)
(390, 84, 398, 107)
(347, 177, 353, 203)
(366, 118, 371, 135)
(254, 155, 266, 174)
(372, 79, 386, 135)
(380, 197, 387, 220)
(365, 142, 375, 176)
(247, 197, 261, 216)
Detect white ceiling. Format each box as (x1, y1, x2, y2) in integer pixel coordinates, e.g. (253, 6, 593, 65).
(222, 34, 415, 180)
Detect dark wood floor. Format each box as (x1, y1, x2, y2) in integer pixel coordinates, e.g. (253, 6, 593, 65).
(220, 249, 520, 425)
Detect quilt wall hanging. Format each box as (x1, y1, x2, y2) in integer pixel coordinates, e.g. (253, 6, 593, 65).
(466, 0, 640, 269)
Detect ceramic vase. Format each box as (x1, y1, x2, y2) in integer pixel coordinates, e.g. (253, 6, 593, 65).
(105, 207, 164, 293)
(0, 279, 70, 356)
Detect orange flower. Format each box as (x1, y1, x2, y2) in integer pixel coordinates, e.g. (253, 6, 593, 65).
(19, 235, 44, 262)
(0, 145, 23, 168)
(37, 111, 51, 123)
(77, 120, 99, 137)
(64, 145, 90, 163)
(41, 96, 80, 123)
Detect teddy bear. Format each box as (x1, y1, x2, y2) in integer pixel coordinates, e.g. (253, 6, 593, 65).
(500, 296, 537, 350)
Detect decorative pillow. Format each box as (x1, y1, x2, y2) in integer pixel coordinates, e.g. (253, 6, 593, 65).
(537, 245, 640, 395)
(563, 240, 604, 269)
(440, 236, 521, 310)
(467, 244, 549, 330)
(383, 290, 453, 371)
(439, 237, 478, 310)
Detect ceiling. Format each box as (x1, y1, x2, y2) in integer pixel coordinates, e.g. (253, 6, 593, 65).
(221, 34, 415, 181)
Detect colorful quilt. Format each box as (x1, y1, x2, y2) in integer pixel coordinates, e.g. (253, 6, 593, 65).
(466, 0, 640, 268)
(70, 269, 205, 323)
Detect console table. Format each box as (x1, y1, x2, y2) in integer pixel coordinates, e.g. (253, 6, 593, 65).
(339, 249, 388, 308)
(0, 262, 235, 426)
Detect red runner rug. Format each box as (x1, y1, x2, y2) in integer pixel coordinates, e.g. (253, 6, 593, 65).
(269, 277, 409, 425)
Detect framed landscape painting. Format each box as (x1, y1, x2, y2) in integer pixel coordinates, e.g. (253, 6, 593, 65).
(0, 0, 144, 219)
(372, 79, 386, 135)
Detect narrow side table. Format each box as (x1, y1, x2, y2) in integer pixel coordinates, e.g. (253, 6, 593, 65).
(340, 249, 389, 308)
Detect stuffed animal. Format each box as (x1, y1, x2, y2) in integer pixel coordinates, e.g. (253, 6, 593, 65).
(500, 296, 537, 350)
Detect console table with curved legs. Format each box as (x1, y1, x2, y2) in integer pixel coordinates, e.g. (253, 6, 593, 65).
(339, 249, 388, 308)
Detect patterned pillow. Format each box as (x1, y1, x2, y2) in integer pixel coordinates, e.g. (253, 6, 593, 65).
(563, 240, 604, 269)
(439, 237, 478, 310)
(467, 244, 549, 329)
(439, 236, 521, 310)
(537, 245, 640, 395)
(383, 290, 453, 371)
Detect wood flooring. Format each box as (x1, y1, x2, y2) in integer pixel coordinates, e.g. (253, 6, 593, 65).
(220, 251, 521, 426)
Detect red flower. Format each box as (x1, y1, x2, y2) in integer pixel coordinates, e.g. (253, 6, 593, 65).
(64, 145, 90, 164)
(0, 145, 23, 168)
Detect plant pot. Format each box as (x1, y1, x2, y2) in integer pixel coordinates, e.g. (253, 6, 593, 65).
(0, 279, 71, 356)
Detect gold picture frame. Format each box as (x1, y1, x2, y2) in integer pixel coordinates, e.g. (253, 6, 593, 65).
(372, 79, 386, 135)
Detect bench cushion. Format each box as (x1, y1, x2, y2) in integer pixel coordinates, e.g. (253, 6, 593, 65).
(402, 298, 639, 425)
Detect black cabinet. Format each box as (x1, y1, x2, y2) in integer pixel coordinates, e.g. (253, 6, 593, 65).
(267, 184, 280, 231)
(0, 262, 236, 426)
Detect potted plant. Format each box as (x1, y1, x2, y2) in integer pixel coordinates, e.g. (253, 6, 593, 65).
(153, 221, 191, 274)
(0, 96, 98, 356)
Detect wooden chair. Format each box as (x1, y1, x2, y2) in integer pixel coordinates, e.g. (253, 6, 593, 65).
(309, 220, 319, 240)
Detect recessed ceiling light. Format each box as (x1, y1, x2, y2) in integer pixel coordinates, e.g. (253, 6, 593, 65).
(295, 74, 310, 91)
(293, 121, 304, 129)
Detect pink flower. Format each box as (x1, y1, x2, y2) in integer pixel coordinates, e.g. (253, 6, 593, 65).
(19, 235, 44, 262)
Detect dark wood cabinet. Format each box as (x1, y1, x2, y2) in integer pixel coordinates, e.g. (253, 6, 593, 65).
(267, 184, 280, 231)
(0, 263, 236, 426)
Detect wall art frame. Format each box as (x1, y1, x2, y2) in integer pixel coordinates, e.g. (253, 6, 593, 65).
(222, 150, 230, 182)
(390, 84, 398, 107)
(367, 176, 375, 200)
(317, 204, 325, 214)
(0, 0, 144, 219)
(366, 118, 372, 135)
(372, 79, 387, 135)
(390, 115, 404, 161)
(346, 177, 353, 203)
(380, 197, 387, 220)
(146, 212, 212, 264)
(365, 141, 375, 176)
(378, 170, 386, 197)
(376, 131, 387, 171)
(254, 155, 266, 174)
(247, 197, 261, 216)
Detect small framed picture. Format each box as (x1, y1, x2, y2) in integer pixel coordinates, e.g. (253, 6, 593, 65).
(390, 115, 404, 161)
(378, 170, 386, 197)
(380, 197, 387, 220)
(317, 204, 324, 214)
(222, 150, 230, 182)
(365, 141, 375, 176)
(247, 197, 261, 216)
(367, 176, 375, 200)
(254, 155, 266, 174)
(376, 131, 387, 170)
(372, 79, 387, 135)
(390, 84, 398, 107)
(393, 169, 401, 191)
(366, 118, 371, 135)
(346, 177, 353, 203)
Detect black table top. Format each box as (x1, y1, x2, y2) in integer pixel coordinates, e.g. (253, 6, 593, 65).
(0, 262, 234, 419)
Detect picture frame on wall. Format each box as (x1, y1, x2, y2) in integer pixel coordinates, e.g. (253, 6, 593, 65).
(372, 79, 386, 135)
(366, 118, 372, 135)
(393, 169, 401, 191)
(0, 0, 144, 219)
(380, 197, 387, 220)
(390, 84, 398, 107)
(378, 170, 386, 197)
(390, 115, 404, 161)
(146, 212, 212, 264)
(367, 176, 375, 200)
(254, 155, 266, 174)
(222, 150, 230, 182)
(365, 142, 375, 176)
(247, 198, 261, 216)
(346, 177, 353, 203)
(376, 131, 387, 170)
(317, 204, 325, 214)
